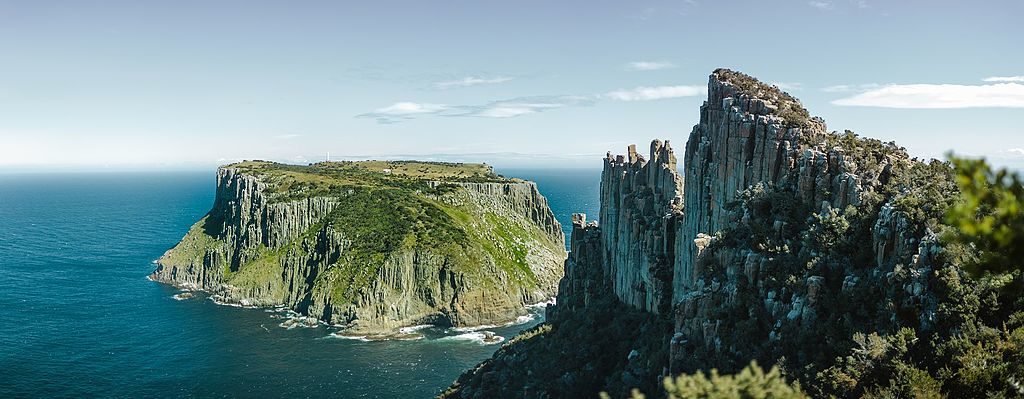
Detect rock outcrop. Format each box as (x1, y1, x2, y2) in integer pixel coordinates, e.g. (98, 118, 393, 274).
(152, 161, 566, 334)
(599, 140, 683, 313)
(676, 75, 825, 292)
(443, 69, 957, 398)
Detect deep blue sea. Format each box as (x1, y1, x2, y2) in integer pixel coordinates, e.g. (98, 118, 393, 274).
(0, 168, 599, 398)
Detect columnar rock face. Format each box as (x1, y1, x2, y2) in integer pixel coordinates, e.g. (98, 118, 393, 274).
(636, 70, 940, 366)
(662, 71, 944, 375)
(152, 162, 566, 334)
(675, 77, 823, 293)
(550, 214, 605, 317)
(442, 68, 955, 398)
(438, 181, 564, 246)
(599, 140, 683, 313)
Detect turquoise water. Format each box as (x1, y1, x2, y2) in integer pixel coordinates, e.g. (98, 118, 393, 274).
(0, 169, 598, 398)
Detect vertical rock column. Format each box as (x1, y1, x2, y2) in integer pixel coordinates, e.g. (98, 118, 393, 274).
(673, 74, 817, 300)
(550, 214, 605, 319)
(599, 140, 683, 313)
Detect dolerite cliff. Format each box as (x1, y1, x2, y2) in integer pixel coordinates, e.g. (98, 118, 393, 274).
(151, 161, 566, 335)
(443, 69, 963, 398)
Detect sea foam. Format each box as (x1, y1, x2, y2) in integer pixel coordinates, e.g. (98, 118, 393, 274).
(525, 298, 556, 309)
(439, 331, 505, 345)
(504, 314, 535, 326)
(399, 324, 434, 334)
(449, 324, 499, 333)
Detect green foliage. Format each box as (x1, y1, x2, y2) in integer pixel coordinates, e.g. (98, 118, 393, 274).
(442, 296, 673, 399)
(229, 160, 507, 203)
(891, 159, 958, 233)
(944, 155, 1024, 279)
(825, 131, 906, 177)
(679, 139, 1024, 398)
(808, 157, 1024, 398)
(861, 363, 943, 399)
(807, 207, 851, 252)
(224, 245, 288, 301)
(442, 131, 1024, 399)
(160, 216, 222, 268)
(713, 69, 811, 127)
(482, 212, 537, 285)
(719, 183, 809, 264)
(659, 362, 807, 399)
(173, 160, 560, 310)
(320, 187, 470, 303)
(812, 328, 938, 398)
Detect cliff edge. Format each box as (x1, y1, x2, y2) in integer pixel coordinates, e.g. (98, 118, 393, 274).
(442, 69, 964, 398)
(151, 160, 566, 335)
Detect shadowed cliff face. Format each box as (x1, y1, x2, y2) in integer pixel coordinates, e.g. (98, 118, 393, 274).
(598, 140, 683, 314)
(666, 70, 940, 378)
(675, 74, 821, 294)
(151, 163, 566, 334)
(443, 69, 958, 398)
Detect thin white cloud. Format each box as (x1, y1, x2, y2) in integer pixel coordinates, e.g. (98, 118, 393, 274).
(1006, 148, 1024, 157)
(434, 76, 514, 89)
(809, 1, 833, 9)
(274, 134, 302, 140)
(626, 61, 676, 71)
(455, 96, 594, 118)
(984, 76, 1024, 83)
(832, 83, 1024, 109)
(375, 102, 449, 115)
(604, 85, 705, 101)
(358, 96, 594, 123)
(475, 106, 538, 118)
(359, 84, 704, 124)
(472, 102, 563, 118)
(357, 102, 450, 123)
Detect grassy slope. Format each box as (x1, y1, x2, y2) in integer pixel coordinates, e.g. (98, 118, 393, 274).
(174, 160, 557, 307)
(230, 159, 513, 202)
(161, 216, 222, 268)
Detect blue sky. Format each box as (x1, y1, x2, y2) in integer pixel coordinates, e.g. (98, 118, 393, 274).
(1, 0, 1022, 170)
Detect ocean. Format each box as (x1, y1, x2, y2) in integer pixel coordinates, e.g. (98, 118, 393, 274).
(0, 168, 600, 398)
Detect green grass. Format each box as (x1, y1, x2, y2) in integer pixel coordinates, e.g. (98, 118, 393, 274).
(312, 187, 485, 303)
(224, 245, 289, 300)
(318, 160, 496, 180)
(225, 160, 513, 203)
(160, 216, 222, 268)
(483, 212, 536, 285)
(169, 160, 556, 307)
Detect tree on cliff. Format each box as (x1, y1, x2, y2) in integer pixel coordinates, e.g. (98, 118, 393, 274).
(927, 156, 1024, 397)
(613, 361, 807, 399)
(944, 155, 1024, 281)
(646, 157, 1024, 399)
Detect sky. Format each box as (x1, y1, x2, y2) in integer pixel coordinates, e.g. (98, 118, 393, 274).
(1, 0, 1022, 171)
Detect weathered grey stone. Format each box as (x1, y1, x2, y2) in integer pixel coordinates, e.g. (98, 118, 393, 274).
(596, 140, 683, 313)
(443, 69, 952, 398)
(551, 69, 947, 375)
